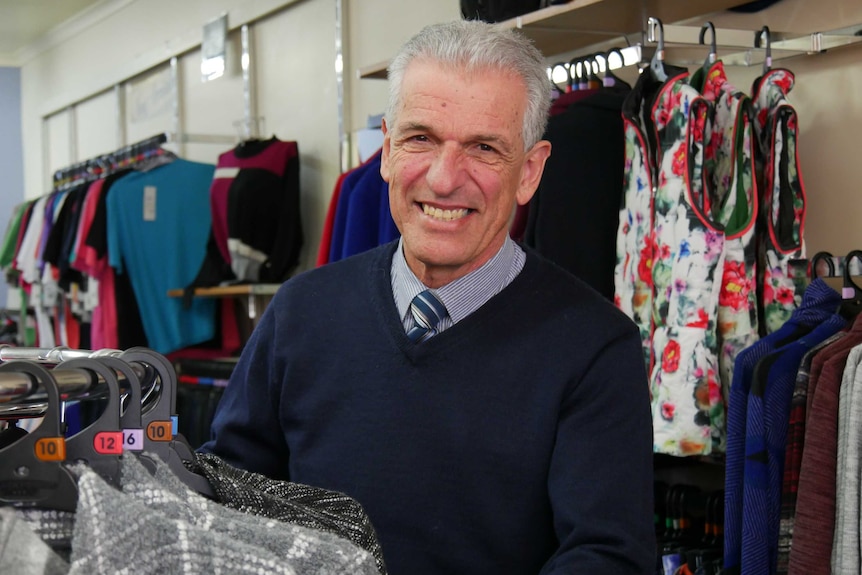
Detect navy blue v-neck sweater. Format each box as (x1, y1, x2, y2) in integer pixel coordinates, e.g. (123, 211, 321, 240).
(200, 241, 655, 574)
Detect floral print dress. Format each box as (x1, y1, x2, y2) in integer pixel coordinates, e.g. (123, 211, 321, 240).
(616, 67, 726, 456)
(751, 69, 807, 335)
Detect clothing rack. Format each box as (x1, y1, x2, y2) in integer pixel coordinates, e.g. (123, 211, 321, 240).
(0, 346, 150, 418)
(50, 133, 169, 192)
(49, 130, 239, 192)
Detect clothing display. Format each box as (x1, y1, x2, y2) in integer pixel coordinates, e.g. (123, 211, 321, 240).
(201, 241, 656, 574)
(190, 137, 302, 288)
(106, 158, 217, 354)
(318, 149, 399, 265)
(0, 346, 384, 574)
(524, 84, 629, 301)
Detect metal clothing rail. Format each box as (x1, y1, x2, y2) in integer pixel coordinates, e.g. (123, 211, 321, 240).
(0, 346, 152, 417)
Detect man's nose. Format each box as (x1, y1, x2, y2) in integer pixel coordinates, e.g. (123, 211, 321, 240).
(425, 144, 466, 195)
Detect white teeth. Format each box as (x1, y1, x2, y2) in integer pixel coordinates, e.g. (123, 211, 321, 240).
(422, 204, 468, 221)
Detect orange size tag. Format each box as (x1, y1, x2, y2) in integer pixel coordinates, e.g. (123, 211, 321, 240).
(146, 421, 173, 442)
(34, 437, 66, 462)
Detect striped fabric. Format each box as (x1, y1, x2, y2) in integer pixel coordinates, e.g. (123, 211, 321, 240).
(407, 290, 448, 343)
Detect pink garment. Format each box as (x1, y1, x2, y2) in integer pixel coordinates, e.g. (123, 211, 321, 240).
(69, 180, 118, 349)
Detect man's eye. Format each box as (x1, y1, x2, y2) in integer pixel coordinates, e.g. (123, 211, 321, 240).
(477, 143, 496, 153)
(409, 135, 429, 142)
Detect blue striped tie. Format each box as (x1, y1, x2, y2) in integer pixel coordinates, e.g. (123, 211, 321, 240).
(407, 290, 448, 343)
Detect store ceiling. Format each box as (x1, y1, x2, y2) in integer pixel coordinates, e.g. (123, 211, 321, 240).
(0, 0, 105, 64)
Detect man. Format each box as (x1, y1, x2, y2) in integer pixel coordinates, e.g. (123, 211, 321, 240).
(200, 19, 655, 574)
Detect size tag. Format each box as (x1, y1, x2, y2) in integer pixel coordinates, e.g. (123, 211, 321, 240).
(123, 429, 144, 451)
(93, 431, 124, 455)
(143, 186, 157, 221)
(146, 421, 173, 442)
(34, 437, 66, 462)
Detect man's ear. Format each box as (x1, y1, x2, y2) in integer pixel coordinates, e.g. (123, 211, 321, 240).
(515, 140, 552, 206)
(379, 118, 391, 183)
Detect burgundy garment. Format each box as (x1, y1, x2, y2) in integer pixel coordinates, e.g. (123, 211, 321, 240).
(787, 320, 862, 574)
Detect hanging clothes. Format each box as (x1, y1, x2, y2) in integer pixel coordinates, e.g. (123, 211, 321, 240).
(324, 149, 399, 264)
(524, 84, 630, 301)
(106, 159, 216, 354)
(615, 62, 726, 457)
(751, 69, 807, 335)
(723, 279, 840, 573)
(691, 61, 760, 407)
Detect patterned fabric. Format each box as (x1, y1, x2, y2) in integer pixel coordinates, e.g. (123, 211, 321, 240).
(832, 342, 862, 574)
(740, 314, 846, 575)
(694, 62, 760, 408)
(787, 340, 853, 575)
(751, 70, 807, 335)
(615, 70, 669, 369)
(407, 289, 448, 343)
(776, 333, 844, 574)
(648, 74, 725, 457)
(68, 454, 378, 575)
(0, 507, 70, 575)
(723, 279, 840, 573)
(191, 452, 387, 575)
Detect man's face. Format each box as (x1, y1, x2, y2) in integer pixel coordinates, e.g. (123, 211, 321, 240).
(381, 60, 550, 288)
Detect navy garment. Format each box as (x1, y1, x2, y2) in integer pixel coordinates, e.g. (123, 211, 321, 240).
(724, 279, 841, 573)
(524, 88, 629, 301)
(740, 312, 847, 575)
(328, 151, 398, 263)
(201, 242, 655, 574)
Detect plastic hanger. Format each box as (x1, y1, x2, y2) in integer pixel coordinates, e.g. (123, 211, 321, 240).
(603, 48, 630, 89)
(648, 16, 668, 82)
(809, 251, 836, 279)
(839, 250, 862, 319)
(0, 362, 78, 512)
(120, 347, 215, 498)
(585, 55, 602, 90)
(59, 357, 124, 487)
(550, 61, 570, 96)
(755, 26, 773, 74)
(567, 57, 585, 91)
(699, 22, 717, 72)
(94, 355, 158, 474)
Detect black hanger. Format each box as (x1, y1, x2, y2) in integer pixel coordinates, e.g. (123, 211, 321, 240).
(567, 57, 584, 91)
(699, 22, 718, 72)
(603, 48, 629, 89)
(839, 250, 862, 319)
(0, 362, 78, 512)
(809, 251, 836, 279)
(755, 26, 772, 75)
(550, 61, 570, 96)
(120, 347, 215, 498)
(585, 55, 602, 89)
(59, 358, 124, 487)
(94, 356, 158, 474)
(648, 17, 668, 82)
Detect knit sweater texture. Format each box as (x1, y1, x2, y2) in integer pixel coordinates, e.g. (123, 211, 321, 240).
(200, 241, 656, 574)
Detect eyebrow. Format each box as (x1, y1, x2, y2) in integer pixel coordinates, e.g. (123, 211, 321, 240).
(398, 122, 515, 154)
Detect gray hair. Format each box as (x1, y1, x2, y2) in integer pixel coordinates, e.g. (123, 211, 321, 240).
(385, 19, 551, 151)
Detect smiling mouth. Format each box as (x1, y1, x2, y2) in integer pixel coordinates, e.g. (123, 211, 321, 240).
(421, 203, 470, 221)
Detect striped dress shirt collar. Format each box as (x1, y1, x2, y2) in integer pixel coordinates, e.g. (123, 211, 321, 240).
(391, 236, 525, 332)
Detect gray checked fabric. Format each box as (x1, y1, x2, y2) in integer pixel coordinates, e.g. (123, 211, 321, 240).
(190, 452, 387, 574)
(66, 453, 378, 575)
(0, 507, 70, 575)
